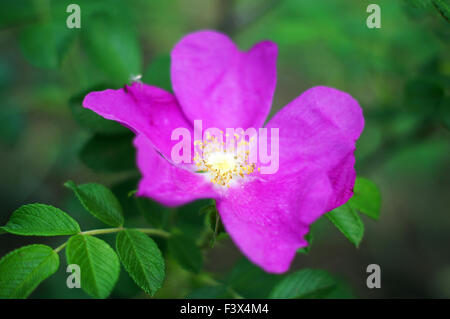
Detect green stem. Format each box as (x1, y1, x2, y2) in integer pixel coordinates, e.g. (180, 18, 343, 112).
(81, 227, 124, 236)
(54, 242, 67, 253)
(53, 227, 170, 253)
(133, 228, 171, 238)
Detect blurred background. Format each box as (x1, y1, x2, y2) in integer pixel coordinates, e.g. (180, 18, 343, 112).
(0, 0, 449, 298)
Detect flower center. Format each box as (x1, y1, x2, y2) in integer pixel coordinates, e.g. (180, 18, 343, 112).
(193, 133, 256, 187)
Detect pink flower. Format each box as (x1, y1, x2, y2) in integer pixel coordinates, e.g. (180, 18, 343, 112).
(83, 30, 364, 273)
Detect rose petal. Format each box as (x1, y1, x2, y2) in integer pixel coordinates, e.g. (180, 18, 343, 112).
(171, 30, 277, 131)
(83, 82, 193, 160)
(265, 86, 364, 211)
(216, 164, 332, 273)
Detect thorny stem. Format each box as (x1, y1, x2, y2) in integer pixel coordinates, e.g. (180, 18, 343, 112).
(52, 227, 171, 253)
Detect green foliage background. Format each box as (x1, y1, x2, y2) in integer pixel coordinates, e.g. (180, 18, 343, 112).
(0, 0, 449, 298)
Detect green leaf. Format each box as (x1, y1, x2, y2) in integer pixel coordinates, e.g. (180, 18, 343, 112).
(82, 14, 142, 83)
(406, 0, 433, 8)
(2, 204, 80, 236)
(69, 87, 129, 135)
(269, 269, 337, 299)
(168, 234, 203, 273)
(0, 244, 59, 298)
(19, 19, 77, 69)
(297, 230, 314, 254)
(64, 180, 124, 227)
(326, 204, 364, 247)
(142, 54, 172, 91)
(323, 279, 355, 299)
(348, 177, 381, 220)
(226, 258, 281, 298)
(80, 133, 136, 173)
(432, 0, 450, 21)
(116, 229, 165, 296)
(66, 234, 120, 299)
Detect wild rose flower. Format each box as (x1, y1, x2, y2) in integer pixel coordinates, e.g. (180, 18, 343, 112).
(83, 30, 364, 273)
